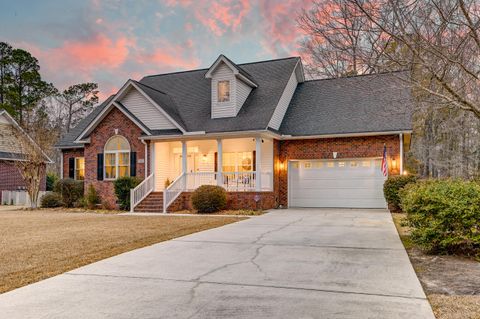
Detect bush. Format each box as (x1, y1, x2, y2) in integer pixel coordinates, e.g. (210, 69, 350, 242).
(40, 192, 64, 208)
(191, 185, 227, 213)
(400, 179, 480, 256)
(54, 179, 84, 208)
(85, 184, 101, 209)
(46, 173, 58, 191)
(113, 177, 140, 210)
(383, 175, 417, 212)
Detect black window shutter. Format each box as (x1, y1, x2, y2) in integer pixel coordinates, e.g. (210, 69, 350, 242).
(253, 150, 256, 171)
(214, 152, 218, 180)
(97, 153, 103, 181)
(130, 152, 137, 177)
(68, 158, 75, 179)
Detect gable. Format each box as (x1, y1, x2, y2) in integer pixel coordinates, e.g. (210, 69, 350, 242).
(268, 65, 300, 130)
(120, 87, 177, 130)
(0, 121, 18, 154)
(211, 62, 237, 118)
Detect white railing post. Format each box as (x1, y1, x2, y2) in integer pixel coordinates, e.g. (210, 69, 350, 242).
(217, 139, 223, 187)
(255, 137, 262, 191)
(163, 190, 167, 214)
(130, 189, 134, 213)
(182, 141, 187, 174)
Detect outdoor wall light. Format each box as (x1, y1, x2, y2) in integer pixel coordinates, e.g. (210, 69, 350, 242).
(391, 157, 397, 170)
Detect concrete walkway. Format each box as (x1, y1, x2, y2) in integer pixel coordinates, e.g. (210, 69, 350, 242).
(0, 208, 434, 318)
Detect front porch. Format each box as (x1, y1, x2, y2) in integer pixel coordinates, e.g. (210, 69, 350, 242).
(132, 137, 275, 212)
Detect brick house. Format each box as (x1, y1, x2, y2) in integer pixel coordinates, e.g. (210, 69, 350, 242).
(56, 55, 413, 212)
(0, 110, 49, 203)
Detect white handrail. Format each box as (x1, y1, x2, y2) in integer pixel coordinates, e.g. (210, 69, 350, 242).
(163, 172, 186, 213)
(130, 173, 154, 212)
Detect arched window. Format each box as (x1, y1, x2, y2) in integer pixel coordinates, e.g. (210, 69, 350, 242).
(104, 135, 130, 179)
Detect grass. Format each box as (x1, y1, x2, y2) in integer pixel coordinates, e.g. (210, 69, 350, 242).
(391, 212, 480, 319)
(0, 210, 244, 294)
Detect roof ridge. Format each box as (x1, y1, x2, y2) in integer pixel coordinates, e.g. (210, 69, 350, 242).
(142, 56, 300, 79)
(303, 69, 409, 83)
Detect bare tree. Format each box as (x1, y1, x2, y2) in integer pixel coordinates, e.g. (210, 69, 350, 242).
(0, 111, 53, 208)
(351, 0, 480, 120)
(298, 0, 396, 78)
(56, 83, 98, 133)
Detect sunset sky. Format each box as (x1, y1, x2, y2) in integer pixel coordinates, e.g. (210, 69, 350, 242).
(1, 0, 314, 99)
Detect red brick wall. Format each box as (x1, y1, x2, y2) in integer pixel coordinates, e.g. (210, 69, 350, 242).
(84, 107, 147, 208)
(167, 191, 276, 212)
(275, 135, 400, 207)
(62, 149, 84, 179)
(0, 160, 46, 203)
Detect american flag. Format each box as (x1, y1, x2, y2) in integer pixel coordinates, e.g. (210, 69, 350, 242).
(381, 144, 388, 177)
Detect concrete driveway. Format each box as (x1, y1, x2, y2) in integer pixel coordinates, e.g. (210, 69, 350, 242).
(0, 208, 434, 318)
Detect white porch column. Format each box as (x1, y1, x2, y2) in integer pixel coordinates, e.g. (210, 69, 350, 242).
(255, 137, 262, 191)
(182, 141, 187, 174)
(217, 139, 223, 186)
(399, 133, 404, 175)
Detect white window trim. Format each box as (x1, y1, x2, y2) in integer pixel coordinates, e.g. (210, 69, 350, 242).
(74, 157, 85, 181)
(104, 136, 131, 181)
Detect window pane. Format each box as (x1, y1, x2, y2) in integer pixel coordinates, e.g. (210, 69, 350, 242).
(238, 152, 252, 172)
(119, 152, 130, 166)
(217, 80, 230, 102)
(118, 166, 130, 177)
(105, 166, 116, 179)
(222, 152, 236, 172)
(105, 136, 130, 151)
(105, 153, 116, 166)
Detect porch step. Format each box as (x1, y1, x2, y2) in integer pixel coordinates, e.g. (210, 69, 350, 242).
(134, 192, 164, 213)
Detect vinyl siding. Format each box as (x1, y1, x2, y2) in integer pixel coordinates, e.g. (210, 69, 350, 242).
(0, 123, 20, 154)
(268, 67, 299, 130)
(260, 138, 273, 190)
(211, 62, 236, 118)
(235, 78, 252, 115)
(121, 88, 177, 130)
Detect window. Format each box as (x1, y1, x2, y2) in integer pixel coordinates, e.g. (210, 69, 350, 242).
(304, 162, 312, 169)
(327, 162, 334, 168)
(217, 80, 230, 102)
(338, 161, 345, 167)
(291, 162, 299, 169)
(222, 152, 253, 172)
(75, 157, 85, 180)
(362, 160, 371, 167)
(350, 161, 358, 167)
(314, 162, 323, 169)
(104, 135, 130, 180)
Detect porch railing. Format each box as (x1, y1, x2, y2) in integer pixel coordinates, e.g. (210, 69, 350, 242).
(163, 172, 186, 213)
(130, 173, 154, 212)
(161, 171, 273, 212)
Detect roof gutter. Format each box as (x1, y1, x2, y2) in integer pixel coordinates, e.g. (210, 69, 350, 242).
(280, 130, 412, 140)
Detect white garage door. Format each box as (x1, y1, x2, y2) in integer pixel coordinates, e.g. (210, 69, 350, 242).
(289, 159, 387, 208)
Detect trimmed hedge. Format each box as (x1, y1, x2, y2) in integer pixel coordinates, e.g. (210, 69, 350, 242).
(400, 179, 480, 256)
(54, 179, 84, 208)
(40, 193, 64, 208)
(114, 177, 140, 210)
(191, 185, 227, 213)
(383, 175, 417, 212)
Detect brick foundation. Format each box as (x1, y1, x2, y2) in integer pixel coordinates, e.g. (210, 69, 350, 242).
(167, 191, 277, 212)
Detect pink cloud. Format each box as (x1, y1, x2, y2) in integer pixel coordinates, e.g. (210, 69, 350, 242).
(258, 0, 314, 56)
(136, 40, 201, 71)
(167, 0, 251, 36)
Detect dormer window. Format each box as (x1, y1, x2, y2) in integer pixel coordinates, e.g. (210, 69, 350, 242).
(218, 80, 230, 102)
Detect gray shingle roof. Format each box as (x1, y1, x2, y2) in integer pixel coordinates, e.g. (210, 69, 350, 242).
(140, 57, 299, 133)
(279, 71, 413, 136)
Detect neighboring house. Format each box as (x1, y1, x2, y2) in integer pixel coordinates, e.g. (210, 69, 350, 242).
(0, 110, 49, 204)
(56, 55, 413, 212)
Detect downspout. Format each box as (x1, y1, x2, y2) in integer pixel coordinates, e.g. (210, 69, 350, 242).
(399, 133, 404, 175)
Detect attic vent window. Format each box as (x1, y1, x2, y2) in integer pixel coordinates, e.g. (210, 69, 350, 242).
(217, 80, 230, 102)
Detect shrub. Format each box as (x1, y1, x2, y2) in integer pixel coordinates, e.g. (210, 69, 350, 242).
(400, 179, 480, 256)
(85, 184, 101, 209)
(113, 177, 140, 210)
(383, 175, 417, 212)
(40, 192, 64, 208)
(54, 179, 84, 208)
(191, 185, 227, 213)
(46, 173, 58, 191)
